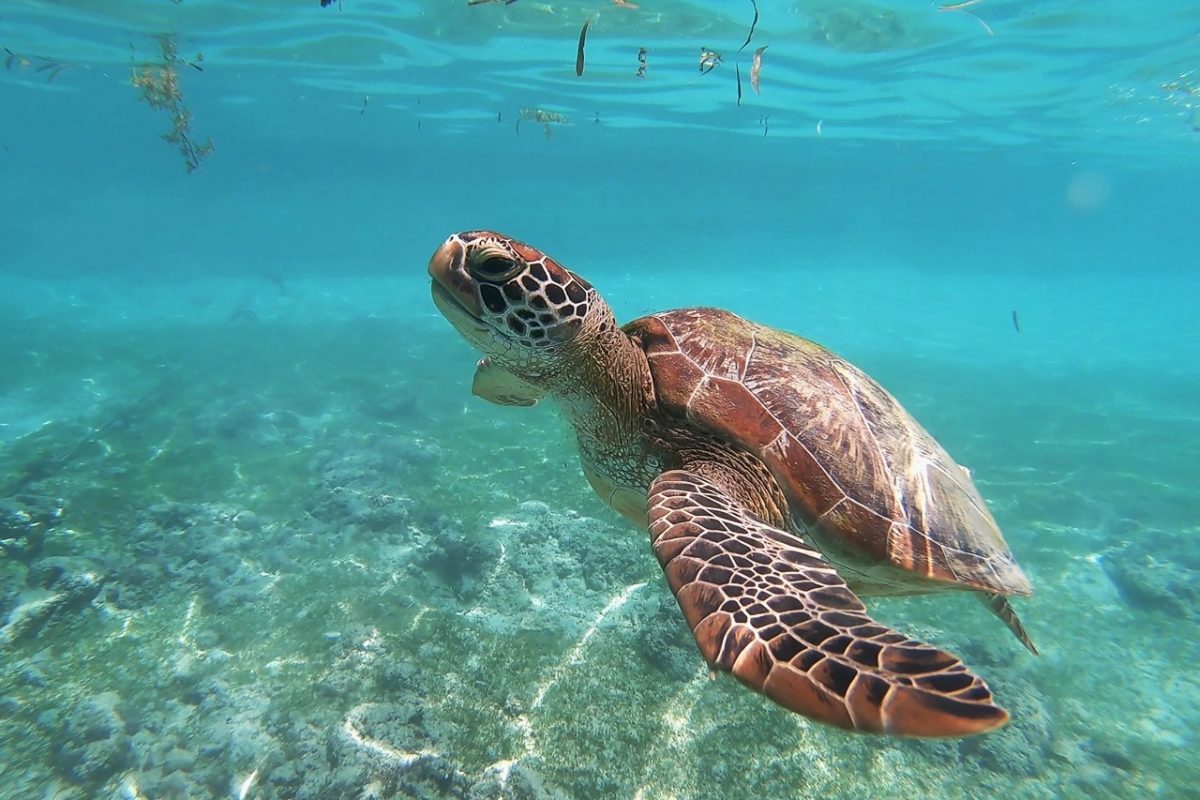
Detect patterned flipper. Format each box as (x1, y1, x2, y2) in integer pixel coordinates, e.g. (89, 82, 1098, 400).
(647, 470, 1009, 737)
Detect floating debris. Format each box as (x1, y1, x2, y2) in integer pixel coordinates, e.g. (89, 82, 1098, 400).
(1011, 309, 1021, 333)
(360, 94, 368, 115)
(636, 47, 647, 78)
(520, 108, 569, 125)
(4, 48, 73, 83)
(468, 0, 520, 5)
(750, 45, 767, 94)
(41, 63, 70, 82)
(576, 18, 591, 77)
(612, 0, 638, 8)
(699, 48, 721, 75)
(938, 0, 994, 37)
(738, 0, 760, 52)
(760, 113, 770, 136)
(130, 35, 214, 173)
(520, 107, 570, 138)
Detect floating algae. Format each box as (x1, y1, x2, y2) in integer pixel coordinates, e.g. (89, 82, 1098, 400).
(130, 35, 213, 173)
(519, 107, 570, 138)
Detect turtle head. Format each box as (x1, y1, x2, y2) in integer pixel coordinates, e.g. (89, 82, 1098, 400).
(428, 230, 603, 376)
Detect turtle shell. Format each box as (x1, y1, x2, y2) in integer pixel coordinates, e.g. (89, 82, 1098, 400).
(626, 307, 1032, 597)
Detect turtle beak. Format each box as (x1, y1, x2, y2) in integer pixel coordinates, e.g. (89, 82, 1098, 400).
(428, 236, 483, 319)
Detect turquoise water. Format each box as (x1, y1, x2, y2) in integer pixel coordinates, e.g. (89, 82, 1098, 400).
(2, 1, 1199, 798)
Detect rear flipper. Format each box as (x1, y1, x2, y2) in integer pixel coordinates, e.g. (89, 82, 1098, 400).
(982, 593, 1038, 655)
(648, 469, 1010, 738)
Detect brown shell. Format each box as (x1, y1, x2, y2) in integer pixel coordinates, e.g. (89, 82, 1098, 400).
(626, 307, 1031, 597)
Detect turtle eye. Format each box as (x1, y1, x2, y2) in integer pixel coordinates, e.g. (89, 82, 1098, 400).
(468, 244, 525, 283)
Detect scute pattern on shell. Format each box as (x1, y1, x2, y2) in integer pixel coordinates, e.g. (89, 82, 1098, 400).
(628, 307, 1031, 596)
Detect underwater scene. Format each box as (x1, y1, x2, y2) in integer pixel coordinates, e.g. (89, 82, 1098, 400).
(2, 0, 1199, 798)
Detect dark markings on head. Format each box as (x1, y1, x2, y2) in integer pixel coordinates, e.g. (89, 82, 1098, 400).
(459, 235, 594, 352)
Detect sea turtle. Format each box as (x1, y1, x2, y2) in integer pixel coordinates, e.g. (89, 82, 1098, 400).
(427, 231, 1036, 738)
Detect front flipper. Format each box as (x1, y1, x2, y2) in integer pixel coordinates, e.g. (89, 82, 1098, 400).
(648, 470, 1009, 737)
(472, 357, 543, 407)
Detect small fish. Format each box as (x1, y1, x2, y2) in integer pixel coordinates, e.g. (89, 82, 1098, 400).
(1011, 309, 1021, 333)
(576, 18, 591, 77)
(360, 95, 369, 115)
(735, 63, 742, 106)
(699, 48, 721, 75)
(750, 45, 767, 94)
(636, 47, 647, 78)
(612, 0, 638, 7)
